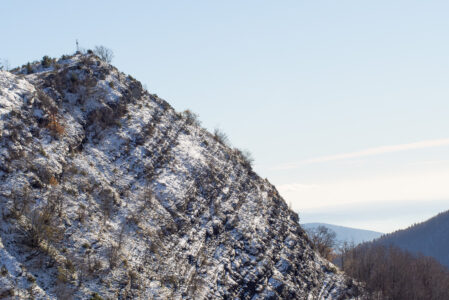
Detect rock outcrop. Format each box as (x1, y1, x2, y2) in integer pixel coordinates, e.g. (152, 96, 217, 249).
(0, 53, 363, 299)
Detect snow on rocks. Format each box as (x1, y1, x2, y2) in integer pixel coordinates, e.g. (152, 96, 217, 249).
(0, 54, 364, 299)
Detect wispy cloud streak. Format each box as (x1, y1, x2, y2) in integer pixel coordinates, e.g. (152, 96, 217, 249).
(275, 138, 449, 170)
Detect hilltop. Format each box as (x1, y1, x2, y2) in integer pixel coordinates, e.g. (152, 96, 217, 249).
(0, 53, 362, 299)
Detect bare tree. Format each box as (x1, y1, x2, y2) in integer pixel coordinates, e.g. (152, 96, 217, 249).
(11, 187, 32, 218)
(0, 59, 10, 71)
(334, 240, 355, 268)
(94, 45, 114, 63)
(340, 243, 449, 300)
(182, 109, 201, 126)
(213, 128, 230, 146)
(306, 225, 336, 260)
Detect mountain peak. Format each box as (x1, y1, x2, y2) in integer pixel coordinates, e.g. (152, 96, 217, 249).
(0, 54, 363, 299)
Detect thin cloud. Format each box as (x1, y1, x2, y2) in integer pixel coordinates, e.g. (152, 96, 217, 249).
(408, 159, 449, 166)
(274, 138, 449, 170)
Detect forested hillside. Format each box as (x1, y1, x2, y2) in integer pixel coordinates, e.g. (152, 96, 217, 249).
(375, 210, 449, 267)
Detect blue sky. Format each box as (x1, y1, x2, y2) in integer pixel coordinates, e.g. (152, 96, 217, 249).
(1, 1, 448, 232)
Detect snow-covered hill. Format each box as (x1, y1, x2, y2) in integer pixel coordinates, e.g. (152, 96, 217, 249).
(0, 53, 363, 299)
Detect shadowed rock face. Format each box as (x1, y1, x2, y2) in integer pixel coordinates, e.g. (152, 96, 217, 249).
(0, 54, 364, 299)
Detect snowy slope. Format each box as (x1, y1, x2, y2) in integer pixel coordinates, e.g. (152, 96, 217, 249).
(0, 54, 364, 299)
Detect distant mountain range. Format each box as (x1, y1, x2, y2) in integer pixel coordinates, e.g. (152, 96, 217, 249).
(302, 223, 383, 246)
(373, 209, 449, 268)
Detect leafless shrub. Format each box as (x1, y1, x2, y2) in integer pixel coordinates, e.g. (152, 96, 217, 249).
(33, 162, 55, 185)
(188, 275, 206, 297)
(81, 247, 103, 278)
(305, 225, 337, 260)
(24, 208, 63, 249)
(36, 89, 56, 112)
(182, 109, 201, 126)
(77, 203, 87, 223)
(108, 223, 126, 269)
(47, 188, 66, 219)
(90, 257, 103, 275)
(87, 101, 127, 129)
(79, 178, 94, 194)
(54, 282, 75, 300)
(55, 259, 77, 299)
(213, 128, 230, 146)
(107, 245, 120, 269)
(139, 186, 153, 213)
(99, 187, 119, 222)
(128, 186, 154, 225)
(10, 188, 32, 218)
(20, 191, 65, 250)
(80, 54, 95, 66)
(57, 266, 71, 284)
(0, 59, 10, 71)
(94, 46, 114, 63)
(128, 270, 140, 290)
(235, 148, 254, 170)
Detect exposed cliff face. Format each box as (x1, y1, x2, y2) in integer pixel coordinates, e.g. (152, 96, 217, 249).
(0, 54, 363, 299)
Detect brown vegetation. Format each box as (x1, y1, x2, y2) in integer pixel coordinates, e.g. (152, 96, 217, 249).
(47, 111, 65, 137)
(306, 225, 336, 261)
(340, 244, 449, 300)
(49, 176, 59, 186)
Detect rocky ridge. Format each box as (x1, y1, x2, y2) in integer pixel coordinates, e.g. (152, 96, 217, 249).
(0, 53, 363, 299)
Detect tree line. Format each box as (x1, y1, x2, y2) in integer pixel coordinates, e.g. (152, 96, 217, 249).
(306, 225, 449, 299)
